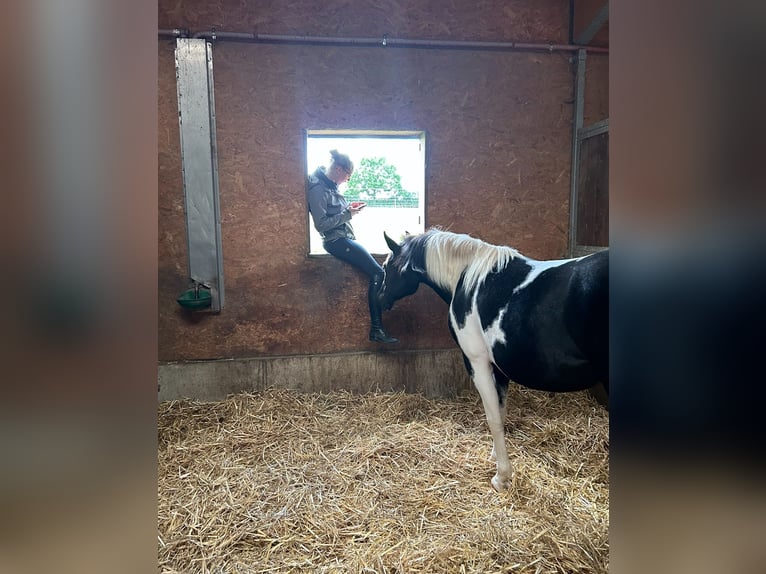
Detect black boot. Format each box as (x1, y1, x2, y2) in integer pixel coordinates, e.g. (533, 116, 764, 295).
(368, 273, 399, 344)
(370, 326, 399, 344)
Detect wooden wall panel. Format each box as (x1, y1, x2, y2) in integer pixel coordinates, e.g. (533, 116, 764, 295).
(159, 0, 570, 44)
(158, 0, 608, 362)
(576, 131, 609, 246)
(585, 53, 609, 125)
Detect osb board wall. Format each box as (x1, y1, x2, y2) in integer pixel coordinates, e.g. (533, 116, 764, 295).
(158, 0, 609, 362)
(159, 0, 569, 43)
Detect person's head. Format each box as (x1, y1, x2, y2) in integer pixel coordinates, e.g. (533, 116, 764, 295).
(327, 149, 354, 185)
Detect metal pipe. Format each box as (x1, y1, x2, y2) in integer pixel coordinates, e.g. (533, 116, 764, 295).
(185, 30, 608, 54)
(158, 28, 189, 38)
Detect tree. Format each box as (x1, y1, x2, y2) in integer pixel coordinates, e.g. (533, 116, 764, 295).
(343, 157, 418, 207)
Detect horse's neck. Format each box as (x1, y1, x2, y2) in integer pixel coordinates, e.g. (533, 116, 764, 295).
(422, 257, 473, 304)
(423, 236, 519, 300)
(424, 251, 473, 298)
(422, 275, 453, 304)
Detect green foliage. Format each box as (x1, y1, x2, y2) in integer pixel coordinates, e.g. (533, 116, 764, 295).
(343, 157, 419, 208)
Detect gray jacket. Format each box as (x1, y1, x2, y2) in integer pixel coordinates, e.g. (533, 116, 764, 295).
(307, 167, 355, 243)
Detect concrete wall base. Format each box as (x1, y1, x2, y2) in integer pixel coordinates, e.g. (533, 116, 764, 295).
(158, 349, 472, 402)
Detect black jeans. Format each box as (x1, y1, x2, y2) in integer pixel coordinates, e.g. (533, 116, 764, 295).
(323, 237, 386, 329)
(323, 237, 383, 280)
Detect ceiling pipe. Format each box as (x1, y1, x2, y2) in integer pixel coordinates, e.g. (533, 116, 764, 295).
(179, 30, 608, 54)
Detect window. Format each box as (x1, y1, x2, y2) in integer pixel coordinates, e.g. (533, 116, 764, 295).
(306, 130, 426, 255)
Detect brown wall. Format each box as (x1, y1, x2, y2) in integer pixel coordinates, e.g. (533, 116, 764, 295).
(158, 1, 609, 362)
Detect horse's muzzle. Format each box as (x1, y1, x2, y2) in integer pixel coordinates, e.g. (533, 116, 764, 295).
(379, 293, 394, 311)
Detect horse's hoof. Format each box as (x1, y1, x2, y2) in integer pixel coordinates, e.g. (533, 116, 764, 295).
(491, 473, 512, 492)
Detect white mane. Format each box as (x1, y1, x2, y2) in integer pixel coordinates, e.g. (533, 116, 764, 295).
(422, 230, 520, 293)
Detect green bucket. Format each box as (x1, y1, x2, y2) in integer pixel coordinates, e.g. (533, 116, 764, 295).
(176, 286, 212, 310)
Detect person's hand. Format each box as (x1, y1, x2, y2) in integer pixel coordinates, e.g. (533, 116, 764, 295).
(349, 201, 366, 216)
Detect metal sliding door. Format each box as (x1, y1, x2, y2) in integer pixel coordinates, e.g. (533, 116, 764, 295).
(175, 38, 224, 311)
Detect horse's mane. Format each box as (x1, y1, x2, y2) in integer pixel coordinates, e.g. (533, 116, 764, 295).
(420, 228, 520, 293)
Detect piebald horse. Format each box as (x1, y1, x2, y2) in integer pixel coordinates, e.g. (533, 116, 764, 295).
(380, 229, 608, 491)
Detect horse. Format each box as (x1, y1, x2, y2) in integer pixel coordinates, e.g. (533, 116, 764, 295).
(379, 229, 608, 491)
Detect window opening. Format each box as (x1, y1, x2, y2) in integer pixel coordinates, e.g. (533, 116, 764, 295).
(306, 131, 426, 255)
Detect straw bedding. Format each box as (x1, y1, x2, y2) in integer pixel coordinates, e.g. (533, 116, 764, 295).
(158, 386, 608, 573)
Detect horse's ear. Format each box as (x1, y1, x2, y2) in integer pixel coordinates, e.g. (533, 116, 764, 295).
(384, 231, 401, 255)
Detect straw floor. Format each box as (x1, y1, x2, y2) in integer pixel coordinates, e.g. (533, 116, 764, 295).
(158, 386, 608, 573)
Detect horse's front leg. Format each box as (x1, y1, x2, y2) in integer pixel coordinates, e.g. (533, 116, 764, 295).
(489, 365, 510, 462)
(471, 358, 512, 491)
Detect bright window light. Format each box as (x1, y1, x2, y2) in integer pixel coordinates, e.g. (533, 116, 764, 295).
(306, 130, 426, 255)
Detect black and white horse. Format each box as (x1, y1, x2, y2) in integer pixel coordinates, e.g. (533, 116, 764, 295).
(380, 229, 608, 491)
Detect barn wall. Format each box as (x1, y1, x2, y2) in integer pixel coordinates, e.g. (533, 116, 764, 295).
(158, 1, 609, 374)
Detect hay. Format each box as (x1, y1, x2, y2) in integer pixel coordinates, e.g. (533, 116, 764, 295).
(158, 387, 608, 573)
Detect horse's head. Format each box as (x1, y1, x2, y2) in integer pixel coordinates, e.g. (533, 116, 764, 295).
(379, 231, 424, 310)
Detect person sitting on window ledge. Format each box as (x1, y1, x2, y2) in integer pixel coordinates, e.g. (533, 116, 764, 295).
(307, 149, 399, 344)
